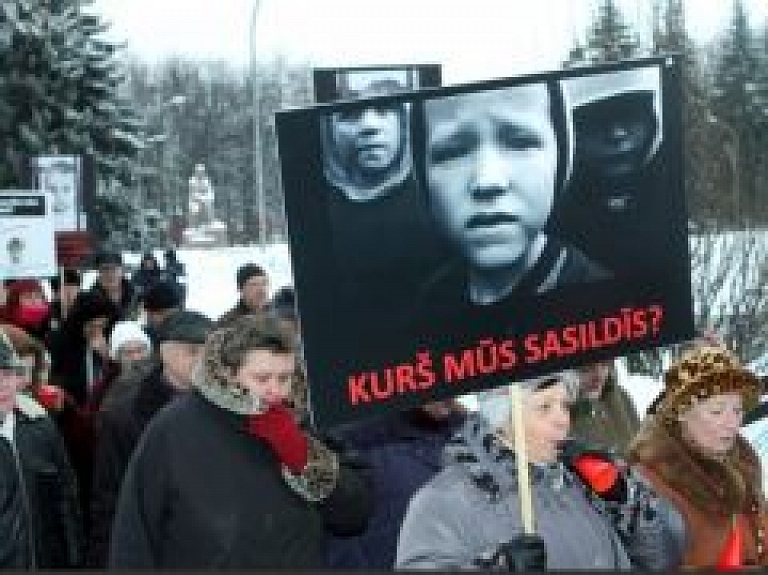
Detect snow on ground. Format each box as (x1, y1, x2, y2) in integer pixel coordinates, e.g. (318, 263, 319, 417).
(83, 243, 295, 321)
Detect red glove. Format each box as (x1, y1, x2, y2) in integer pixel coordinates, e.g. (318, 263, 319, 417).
(560, 440, 628, 502)
(246, 404, 308, 474)
(35, 384, 70, 412)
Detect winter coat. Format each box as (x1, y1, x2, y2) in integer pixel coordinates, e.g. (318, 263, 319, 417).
(108, 391, 372, 568)
(396, 413, 675, 570)
(569, 375, 640, 457)
(216, 299, 262, 328)
(131, 268, 169, 300)
(89, 278, 138, 321)
(47, 292, 119, 406)
(629, 416, 768, 568)
(0, 397, 83, 568)
(87, 362, 180, 567)
(327, 408, 466, 568)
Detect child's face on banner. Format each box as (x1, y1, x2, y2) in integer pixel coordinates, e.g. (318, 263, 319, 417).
(574, 91, 657, 179)
(424, 83, 558, 270)
(330, 105, 401, 177)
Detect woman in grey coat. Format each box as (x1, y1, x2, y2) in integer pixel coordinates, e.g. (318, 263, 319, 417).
(396, 373, 679, 570)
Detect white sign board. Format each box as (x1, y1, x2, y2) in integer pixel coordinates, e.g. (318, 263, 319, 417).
(0, 191, 57, 279)
(31, 155, 81, 231)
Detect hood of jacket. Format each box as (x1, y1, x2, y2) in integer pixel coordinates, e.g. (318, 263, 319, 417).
(443, 412, 575, 503)
(192, 323, 307, 418)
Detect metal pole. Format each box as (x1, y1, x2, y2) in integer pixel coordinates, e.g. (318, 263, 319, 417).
(251, 0, 266, 247)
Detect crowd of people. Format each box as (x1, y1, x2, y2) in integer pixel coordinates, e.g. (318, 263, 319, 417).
(0, 250, 767, 570)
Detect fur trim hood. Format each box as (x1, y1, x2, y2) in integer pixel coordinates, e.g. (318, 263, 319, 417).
(629, 416, 762, 515)
(193, 316, 306, 418)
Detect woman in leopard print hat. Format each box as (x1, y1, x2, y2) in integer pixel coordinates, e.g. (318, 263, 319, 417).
(629, 343, 768, 568)
(109, 313, 371, 568)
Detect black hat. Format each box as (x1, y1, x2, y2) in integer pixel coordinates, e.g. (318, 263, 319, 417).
(265, 286, 297, 322)
(156, 310, 213, 345)
(50, 269, 81, 292)
(236, 263, 266, 290)
(142, 281, 181, 312)
(94, 250, 123, 267)
(68, 291, 119, 327)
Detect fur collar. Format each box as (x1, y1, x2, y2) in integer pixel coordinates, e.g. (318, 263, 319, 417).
(629, 416, 761, 515)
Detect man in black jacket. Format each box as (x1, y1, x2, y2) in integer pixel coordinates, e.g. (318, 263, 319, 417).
(0, 332, 83, 568)
(87, 310, 213, 567)
(109, 314, 372, 568)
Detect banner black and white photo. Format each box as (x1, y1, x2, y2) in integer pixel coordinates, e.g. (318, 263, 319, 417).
(277, 56, 694, 427)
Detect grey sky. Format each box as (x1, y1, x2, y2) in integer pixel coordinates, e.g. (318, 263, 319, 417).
(92, 0, 766, 83)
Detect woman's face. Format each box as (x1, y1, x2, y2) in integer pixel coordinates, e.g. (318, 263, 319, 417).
(498, 382, 571, 463)
(679, 392, 744, 456)
(232, 349, 296, 407)
(524, 383, 571, 463)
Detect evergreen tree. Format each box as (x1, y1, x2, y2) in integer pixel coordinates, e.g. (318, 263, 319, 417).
(652, 0, 734, 228)
(711, 0, 761, 219)
(0, 0, 143, 188)
(566, 0, 640, 65)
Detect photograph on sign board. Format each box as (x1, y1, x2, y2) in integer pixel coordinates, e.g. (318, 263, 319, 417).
(277, 57, 693, 427)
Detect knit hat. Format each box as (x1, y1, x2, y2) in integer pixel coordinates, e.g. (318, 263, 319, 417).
(265, 286, 297, 323)
(475, 370, 580, 428)
(657, 345, 760, 421)
(109, 321, 151, 359)
(156, 310, 213, 345)
(142, 281, 181, 312)
(236, 263, 266, 290)
(94, 250, 123, 268)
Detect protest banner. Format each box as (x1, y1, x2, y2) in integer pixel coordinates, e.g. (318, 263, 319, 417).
(277, 56, 694, 428)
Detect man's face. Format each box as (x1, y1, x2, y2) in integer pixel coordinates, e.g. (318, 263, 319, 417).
(60, 284, 80, 307)
(99, 264, 122, 290)
(232, 349, 296, 407)
(579, 361, 613, 397)
(159, 341, 205, 390)
(330, 105, 402, 178)
(0, 367, 25, 415)
(117, 341, 151, 365)
(241, 275, 268, 310)
(424, 84, 558, 270)
(83, 316, 109, 341)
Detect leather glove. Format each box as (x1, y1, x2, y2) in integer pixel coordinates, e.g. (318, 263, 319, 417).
(247, 403, 309, 474)
(476, 534, 547, 571)
(559, 439, 628, 503)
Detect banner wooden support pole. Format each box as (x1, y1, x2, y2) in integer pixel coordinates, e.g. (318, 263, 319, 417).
(511, 385, 535, 535)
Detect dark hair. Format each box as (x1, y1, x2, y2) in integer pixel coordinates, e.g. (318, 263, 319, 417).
(236, 263, 267, 290)
(411, 79, 572, 203)
(50, 269, 81, 292)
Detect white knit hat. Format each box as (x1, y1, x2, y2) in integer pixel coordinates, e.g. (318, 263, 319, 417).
(475, 370, 580, 428)
(109, 321, 151, 360)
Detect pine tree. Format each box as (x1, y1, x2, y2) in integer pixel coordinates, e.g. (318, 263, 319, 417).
(584, 0, 640, 63)
(651, 0, 734, 228)
(711, 0, 761, 220)
(0, 0, 143, 188)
